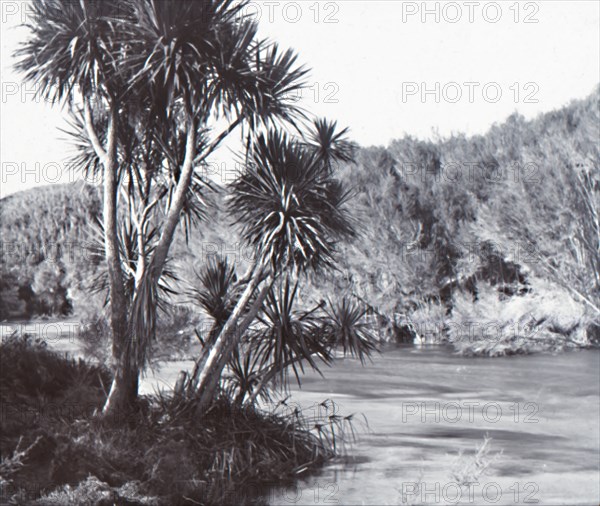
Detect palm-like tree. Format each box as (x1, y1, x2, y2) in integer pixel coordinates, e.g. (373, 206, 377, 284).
(246, 288, 377, 404)
(16, 0, 307, 415)
(189, 119, 364, 412)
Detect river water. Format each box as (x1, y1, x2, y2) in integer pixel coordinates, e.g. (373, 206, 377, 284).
(2, 324, 599, 505)
(265, 345, 600, 506)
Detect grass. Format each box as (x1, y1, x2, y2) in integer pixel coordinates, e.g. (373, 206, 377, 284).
(397, 436, 503, 505)
(0, 334, 350, 505)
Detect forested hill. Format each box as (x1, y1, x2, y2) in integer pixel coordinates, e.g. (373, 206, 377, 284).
(0, 182, 103, 318)
(327, 87, 599, 318)
(2, 87, 599, 342)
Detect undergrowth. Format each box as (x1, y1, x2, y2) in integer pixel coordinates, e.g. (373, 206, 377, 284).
(0, 334, 351, 505)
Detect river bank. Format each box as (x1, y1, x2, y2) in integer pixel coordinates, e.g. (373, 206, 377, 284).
(0, 334, 342, 505)
(2, 324, 599, 505)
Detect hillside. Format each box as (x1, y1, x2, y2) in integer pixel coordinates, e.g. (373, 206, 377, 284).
(0, 182, 103, 319)
(2, 87, 599, 351)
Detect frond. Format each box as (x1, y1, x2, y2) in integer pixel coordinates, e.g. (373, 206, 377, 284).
(15, 0, 131, 103)
(229, 129, 355, 272)
(249, 43, 309, 127)
(321, 298, 378, 364)
(189, 255, 240, 326)
(304, 118, 357, 170)
(250, 277, 332, 387)
(122, 0, 249, 110)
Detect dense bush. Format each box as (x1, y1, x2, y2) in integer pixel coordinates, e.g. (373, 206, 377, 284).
(317, 86, 599, 351)
(0, 183, 103, 320)
(446, 278, 596, 356)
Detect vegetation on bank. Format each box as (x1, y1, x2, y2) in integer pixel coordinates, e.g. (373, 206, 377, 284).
(0, 334, 357, 505)
(0, 183, 102, 320)
(2, 0, 596, 503)
(445, 279, 599, 356)
(314, 86, 600, 354)
(2, 87, 599, 356)
(11, 0, 381, 423)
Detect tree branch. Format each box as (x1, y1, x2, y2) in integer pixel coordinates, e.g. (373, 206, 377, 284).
(84, 100, 108, 163)
(193, 116, 244, 165)
(149, 110, 197, 280)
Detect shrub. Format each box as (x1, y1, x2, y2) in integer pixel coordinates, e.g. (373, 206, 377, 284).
(406, 301, 448, 344)
(446, 279, 597, 356)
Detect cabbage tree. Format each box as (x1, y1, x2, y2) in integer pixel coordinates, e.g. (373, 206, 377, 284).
(189, 120, 363, 412)
(16, 0, 306, 416)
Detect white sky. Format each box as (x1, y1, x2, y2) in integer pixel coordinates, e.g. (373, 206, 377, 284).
(1, 0, 599, 198)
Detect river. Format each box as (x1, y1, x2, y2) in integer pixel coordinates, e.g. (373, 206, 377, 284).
(264, 345, 600, 506)
(2, 323, 599, 505)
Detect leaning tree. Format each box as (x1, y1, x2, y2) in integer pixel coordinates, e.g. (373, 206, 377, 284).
(17, 0, 308, 416)
(183, 120, 377, 413)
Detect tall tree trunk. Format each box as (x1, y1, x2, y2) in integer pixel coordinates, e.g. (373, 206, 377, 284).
(83, 101, 136, 417)
(103, 112, 197, 416)
(94, 104, 136, 416)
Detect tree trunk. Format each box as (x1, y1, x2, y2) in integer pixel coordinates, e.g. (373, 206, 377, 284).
(101, 345, 138, 420)
(191, 269, 273, 415)
(91, 103, 135, 417)
(149, 114, 196, 280)
(185, 259, 261, 393)
(194, 280, 272, 414)
(102, 112, 197, 416)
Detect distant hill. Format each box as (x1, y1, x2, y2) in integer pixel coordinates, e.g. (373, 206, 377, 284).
(2, 87, 598, 333)
(0, 182, 102, 319)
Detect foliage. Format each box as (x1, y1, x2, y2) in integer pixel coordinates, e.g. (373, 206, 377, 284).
(446, 278, 596, 356)
(189, 256, 377, 406)
(450, 436, 503, 487)
(320, 86, 599, 349)
(0, 335, 357, 505)
(2, 88, 599, 358)
(0, 183, 102, 320)
(229, 127, 355, 273)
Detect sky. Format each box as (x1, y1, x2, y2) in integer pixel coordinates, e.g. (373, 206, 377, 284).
(1, 0, 599, 198)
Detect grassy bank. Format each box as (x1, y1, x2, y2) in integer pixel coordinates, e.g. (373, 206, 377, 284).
(0, 334, 343, 505)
